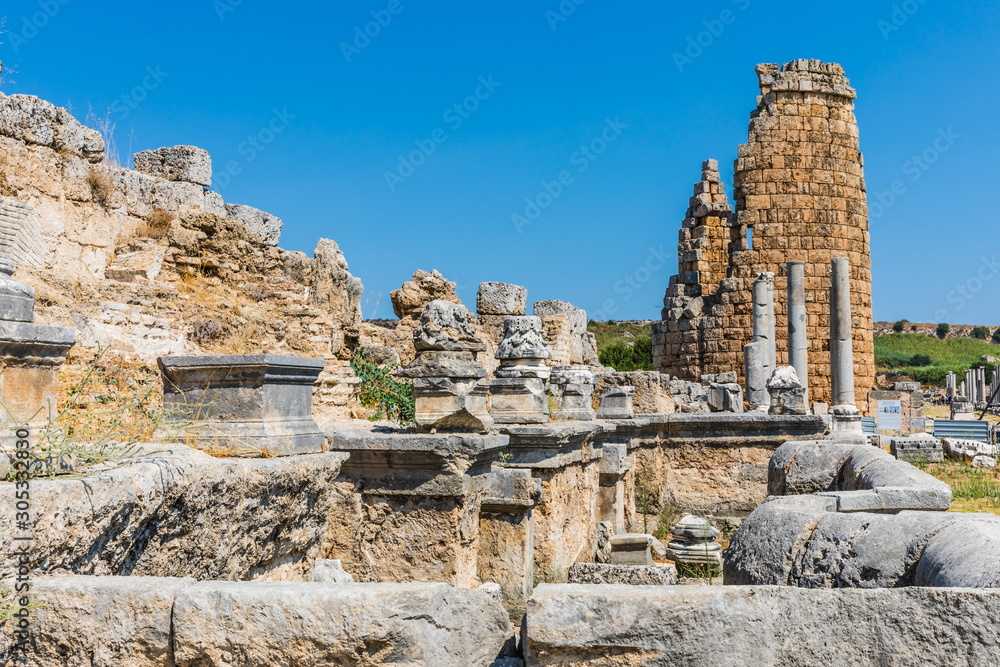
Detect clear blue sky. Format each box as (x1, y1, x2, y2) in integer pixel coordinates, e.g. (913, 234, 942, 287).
(2, 0, 998, 325)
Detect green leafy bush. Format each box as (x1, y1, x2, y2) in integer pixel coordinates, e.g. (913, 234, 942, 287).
(350, 348, 415, 425)
(599, 337, 653, 372)
(909, 354, 932, 367)
(936, 322, 951, 338)
(971, 326, 990, 340)
(893, 319, 908, 333)
(994, 328, 1000, 344)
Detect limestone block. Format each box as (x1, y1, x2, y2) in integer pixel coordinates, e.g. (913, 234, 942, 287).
(596, 386, 634, 419)
(312, 559, 356, 583)
(0, 576, 193, 667)
(567, 562, 677, 586)
(105, 243, 168, 282)
(524, 584, 1000, 666)
(0, 196, 47, 269)
(707, 382, 743, 413)
(0, 92, 105, 162)
(133, 145, 212, 187)
(172, 581, 513, 667)
(391, 269, 461, 319)
(156, 354, 326, 456)
(478, 282, 527, 315)
(223, 203, 283, 246)
(890, 435, 943, 464)
(0, 445, 349, 582)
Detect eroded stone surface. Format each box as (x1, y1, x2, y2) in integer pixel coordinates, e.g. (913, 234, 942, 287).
(525, 584, 1000, 666)
(173, 581, 513, 667)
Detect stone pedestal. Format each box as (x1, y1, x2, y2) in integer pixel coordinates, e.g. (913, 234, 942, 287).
(951, 397, 974, 420)
(490, 316, 552, 424)
(767, 366, 807, 416)
(156, 354, 325, 456)
(478, 467, 541, 609)
(399, 300, 494, 432)
(489, 377, 548, 424)
(0, 260, 77, 449)
(597, 386, 635, 419)
(665, 515, 723, 577)
(610, 533, 655, 566)
(548, 366, 596, 421)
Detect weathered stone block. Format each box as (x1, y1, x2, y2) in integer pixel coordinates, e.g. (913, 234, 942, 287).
(156, 354, 325, 456)
(567, 562, 677, 586)
(596, 386, 634, 419)
(133, 145, 212, 186)
(490, 377, 549, 424)
(172, 581, 513, 667)
(224, 202, 283, 246)
(477, 282, 527, 315)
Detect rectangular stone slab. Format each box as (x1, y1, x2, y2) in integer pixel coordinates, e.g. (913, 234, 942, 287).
(157, 354, 325, 456)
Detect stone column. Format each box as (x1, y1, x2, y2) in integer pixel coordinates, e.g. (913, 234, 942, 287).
(946, 371, 956, 398)
(828, 257, 862, 436)
(830, 258, 856, 407)
(743, 341, 768, 410)
(786, 261, 809, 407)
(752, 272, 776, 377)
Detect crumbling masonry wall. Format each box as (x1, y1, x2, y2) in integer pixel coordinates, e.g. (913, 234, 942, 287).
(654, 60, 874, 404)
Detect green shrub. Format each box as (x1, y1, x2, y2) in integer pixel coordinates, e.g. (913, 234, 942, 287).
(971, 326, 990, 340)
(909, 354, 932, 367)
(893, 319, 908, 333)
(350, 348, 415, 425)
(936, 322, 951, 338)
(994, 328, 1000, 344)
(598, 337, 653, 372)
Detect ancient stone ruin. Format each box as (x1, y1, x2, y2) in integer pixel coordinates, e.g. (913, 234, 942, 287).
(654, 60, 875, 406)
(0, 60, 997, 667)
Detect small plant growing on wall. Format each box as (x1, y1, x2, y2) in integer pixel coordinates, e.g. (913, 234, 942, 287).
(350, 347, 415, 426)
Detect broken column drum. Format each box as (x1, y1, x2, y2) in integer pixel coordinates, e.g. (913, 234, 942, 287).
(490, 315, 551, 424)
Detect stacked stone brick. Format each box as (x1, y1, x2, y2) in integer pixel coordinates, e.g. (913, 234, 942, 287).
(653, 60, 874, 404)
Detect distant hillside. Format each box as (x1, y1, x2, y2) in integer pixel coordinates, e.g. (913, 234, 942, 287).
(588, 320, 654, 349)
(874, 321, 1000, 339)
(875, 333, 998, 385)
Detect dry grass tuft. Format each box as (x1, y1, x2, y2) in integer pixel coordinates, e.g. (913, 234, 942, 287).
(138, 208, 174, 240)
(87, 166, 115, 209)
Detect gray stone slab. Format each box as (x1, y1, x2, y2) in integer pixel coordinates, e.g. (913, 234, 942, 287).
(524, 584, 1000, 666)
(173, 581, 513, 667)
(568, 562, 677, 586)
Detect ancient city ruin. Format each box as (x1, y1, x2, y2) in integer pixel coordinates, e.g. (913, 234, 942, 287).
(0, 58, 999, 666)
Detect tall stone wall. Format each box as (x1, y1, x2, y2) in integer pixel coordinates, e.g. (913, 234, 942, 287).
(654, 60, 874, 404)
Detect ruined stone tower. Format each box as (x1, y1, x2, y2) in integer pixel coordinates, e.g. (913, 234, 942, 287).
(653, 60, 874, 404)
